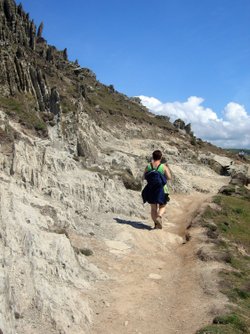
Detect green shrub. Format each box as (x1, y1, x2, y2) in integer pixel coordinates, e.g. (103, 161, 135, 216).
(213, 196, 222, 205)
(233, 207, 244, 215)
(190, 137, 197, 146)
(213, 314, 248, 332)
(0, 95, 47, 136)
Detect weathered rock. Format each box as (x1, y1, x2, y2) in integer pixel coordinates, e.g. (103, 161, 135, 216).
(0, 1, 249, 333)
(174, 118, 185, 130)
(230, 172, 249, 186)
(63, 47, 68, 61)
(29, 19, 36, 50)
(29, 66, 46, 111)
(46, 46, 54, 61)
(197, 247, 231, 263)
(37, 21, 44, 38)
(219, 184, 250, 199)
(3, 0, 15, 22)
(184, 123, 192, 135)
(199, 153, 234, 175)
(173, 118, 193, 136)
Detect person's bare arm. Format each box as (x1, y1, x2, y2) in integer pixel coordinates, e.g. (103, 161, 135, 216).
(164, 165, 171, 180)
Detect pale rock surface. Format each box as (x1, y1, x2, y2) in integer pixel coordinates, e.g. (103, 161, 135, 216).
(0, 2, 249, 332)
(0, 109, 248, 333)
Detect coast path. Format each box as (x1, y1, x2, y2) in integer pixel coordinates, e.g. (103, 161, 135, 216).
(89, 191, 226, 334)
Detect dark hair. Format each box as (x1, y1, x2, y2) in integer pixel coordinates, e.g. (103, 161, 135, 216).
(152, 150, 162, 161)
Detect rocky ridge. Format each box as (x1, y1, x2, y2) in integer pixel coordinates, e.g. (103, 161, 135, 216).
(0, 1, 249, 333)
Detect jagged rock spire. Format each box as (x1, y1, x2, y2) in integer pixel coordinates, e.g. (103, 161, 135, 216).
(3, 0, 15, 22)
(37, 21, 44, 38)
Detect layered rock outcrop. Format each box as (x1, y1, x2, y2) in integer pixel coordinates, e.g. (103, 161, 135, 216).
(1, 102, 240, 333)
(0, 1, 249, 333)
(0, 0, 70, 133)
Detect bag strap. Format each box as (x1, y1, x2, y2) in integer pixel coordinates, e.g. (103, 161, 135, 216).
(150, 162, 161, 171)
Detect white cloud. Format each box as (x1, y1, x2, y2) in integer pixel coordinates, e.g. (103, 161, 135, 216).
(224, 102, 248, 121)
(138, 95, 250, 149)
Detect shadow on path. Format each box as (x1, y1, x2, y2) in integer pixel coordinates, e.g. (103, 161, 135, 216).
(114, 218, 153, 230)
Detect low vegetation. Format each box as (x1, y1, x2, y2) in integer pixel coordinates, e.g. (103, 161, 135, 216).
(83, 79, 176, 132)
(226, 149, 250, 155)
(196, 189, 250, 334)
(0, 95, 47, 136)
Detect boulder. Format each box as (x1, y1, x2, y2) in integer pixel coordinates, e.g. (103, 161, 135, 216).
(173, 118, 185, 130)
(199, 153, 234, 175)
(230, 172, 250, 186)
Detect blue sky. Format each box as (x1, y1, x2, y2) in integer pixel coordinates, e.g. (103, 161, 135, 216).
(18, 0, 250, 148)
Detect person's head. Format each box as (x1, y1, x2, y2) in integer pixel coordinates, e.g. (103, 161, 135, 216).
(152, 150, 162, 161)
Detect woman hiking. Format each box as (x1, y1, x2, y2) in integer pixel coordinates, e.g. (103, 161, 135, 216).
(142, 150, 171, 229)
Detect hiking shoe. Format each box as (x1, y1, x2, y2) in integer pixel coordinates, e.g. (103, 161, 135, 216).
(155, 216, 162, 229)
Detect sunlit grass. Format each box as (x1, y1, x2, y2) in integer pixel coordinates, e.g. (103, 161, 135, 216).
(197, 190, 250, 334)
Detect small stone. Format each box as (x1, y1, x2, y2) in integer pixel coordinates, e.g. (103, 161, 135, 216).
(148, 273, 162, 280)
(14, 311, 22, 319)
(124, 321, 129, 326)
(80, 248, 93, 256)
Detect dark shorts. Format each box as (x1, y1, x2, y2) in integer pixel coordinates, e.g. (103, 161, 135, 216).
(165, 194, 170, 203)
(159, 194, 170, 205)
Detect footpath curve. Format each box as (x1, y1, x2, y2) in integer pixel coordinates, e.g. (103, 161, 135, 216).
(89, 192, 227, 334)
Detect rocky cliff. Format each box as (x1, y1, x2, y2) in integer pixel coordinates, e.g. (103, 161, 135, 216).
(0, 1, 249, 333)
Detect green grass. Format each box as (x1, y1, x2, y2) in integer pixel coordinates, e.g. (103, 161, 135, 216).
(213, 195, 222, 205)
(197, 189, 250, 334)
(196, 313, 248, 333)
(86, 83, 175, 132)
(197, 326, 239, 334)
(61, 96, 75, 114)
(226, 149, 250, 155)
(204, 195, 250, 251)
(196, 315, 248, 334)
(0, 95, 47, 135)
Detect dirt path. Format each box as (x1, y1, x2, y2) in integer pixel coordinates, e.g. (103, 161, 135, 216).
(89, 193, 225, 334)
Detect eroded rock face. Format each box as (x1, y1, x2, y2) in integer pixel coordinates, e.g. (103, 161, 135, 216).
(0, 1, 248, 333)
(0, 118, 142, 333)
(198, 153, 249, 177)
(173, 118, 193, 136)
(0, 106, 238, 333)
(230, 172, 250, 186)
(0, 0, 67, 125)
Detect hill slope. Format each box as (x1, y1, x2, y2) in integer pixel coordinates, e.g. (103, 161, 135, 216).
(0, 1, 249, 333)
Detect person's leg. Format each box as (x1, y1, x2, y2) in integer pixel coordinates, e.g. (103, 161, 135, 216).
(158, 204, 166, 218)
(150, 204, 158, 224)
(154, 204, 166, 229)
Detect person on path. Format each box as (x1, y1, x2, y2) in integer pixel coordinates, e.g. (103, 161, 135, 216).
(142, 150, 171, 229)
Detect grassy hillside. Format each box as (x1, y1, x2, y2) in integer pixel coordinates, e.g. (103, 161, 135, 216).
(226, 149, 250, 155)
(196, 187, 250, 334)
